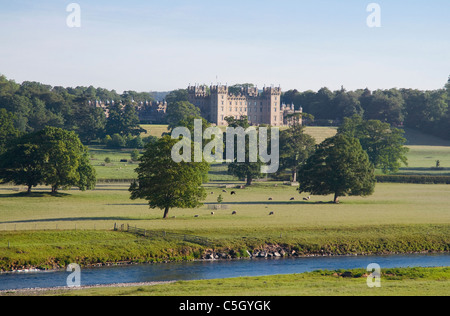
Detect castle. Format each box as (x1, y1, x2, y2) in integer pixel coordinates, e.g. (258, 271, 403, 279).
(188, 85, 302, 127)
(88, 84, 302, 127)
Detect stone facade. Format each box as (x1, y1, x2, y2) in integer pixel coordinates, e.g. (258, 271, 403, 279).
(89, 100, 167, 123)
(188, 85, 302, 127)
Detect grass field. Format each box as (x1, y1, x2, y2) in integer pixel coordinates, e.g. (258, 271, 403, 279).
(0, 182, 449, 271)
(25, 267, 446, 297)
(90, 125, 339, 180)
(90, 125, 450, 179)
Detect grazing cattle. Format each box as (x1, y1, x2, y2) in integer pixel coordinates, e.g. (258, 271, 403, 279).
(268, 198, 273, 201)
(231, 191, 236, 195)
(223, 190, 227, 193)
(269, 212, 274, 216)
(232, 211, 237, 215)
(194, 215, 199, 218)
(303, 196, 311, 201)
(211, 212, 215, 215)
(290, 198, 295, 201)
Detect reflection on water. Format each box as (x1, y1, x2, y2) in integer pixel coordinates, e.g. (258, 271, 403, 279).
(0, 253, 449, 291)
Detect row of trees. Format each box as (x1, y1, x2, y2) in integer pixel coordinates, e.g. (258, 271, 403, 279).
(0, 125, 96, 194)
(0, 75, 150, 144)
(282, 77, 450, 139)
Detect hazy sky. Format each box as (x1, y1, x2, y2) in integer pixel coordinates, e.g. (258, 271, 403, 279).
(0, 0, 449, 93)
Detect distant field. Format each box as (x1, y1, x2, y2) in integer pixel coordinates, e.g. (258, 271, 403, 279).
(90, 125, 450, 179)
(90, 126, 338, 180)
(140, 124, 169, 138)
(88, 146, 138, 180)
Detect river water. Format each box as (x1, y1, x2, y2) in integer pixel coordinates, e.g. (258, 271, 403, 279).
(0, 253, 448, 291)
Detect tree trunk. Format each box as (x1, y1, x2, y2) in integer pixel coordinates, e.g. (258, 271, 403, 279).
(163, 207, 170, 219)
(246, 174, 253, 186)
(334, 193, 340, 204)
(292, 168, 297, 183)
(52, 186, 58, 194)
(27, 185, 32, 195)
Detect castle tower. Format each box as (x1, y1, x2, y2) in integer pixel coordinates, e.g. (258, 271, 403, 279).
(262, 86, 282, 126)
(210, 85, 229, 125)
(188, 85, 211, 121)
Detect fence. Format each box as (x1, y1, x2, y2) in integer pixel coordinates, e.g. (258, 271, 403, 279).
(115, 223, 212, 247)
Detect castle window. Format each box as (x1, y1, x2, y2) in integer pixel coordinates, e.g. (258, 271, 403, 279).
(221, 107, 224, 112)
(235, 107, 238, 112)
(274, 108, 277, 112)
(274, 116, 277, 121)
(221, 101, 224, 105)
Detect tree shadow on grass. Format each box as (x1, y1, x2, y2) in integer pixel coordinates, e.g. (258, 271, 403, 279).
(0, 192, 71, 198)
(0, 216, 144, 225)
(203, 201, 334, 206)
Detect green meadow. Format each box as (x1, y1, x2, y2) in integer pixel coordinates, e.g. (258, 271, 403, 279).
(0, 125, 449, 296)
(0, 182, 449, 272)
(24, 267, 448, 297)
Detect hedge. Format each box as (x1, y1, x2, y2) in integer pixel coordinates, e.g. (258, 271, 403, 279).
(376, 175, 450, 184)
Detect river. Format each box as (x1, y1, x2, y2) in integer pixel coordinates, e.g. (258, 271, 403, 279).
(0, 253, 449, 291)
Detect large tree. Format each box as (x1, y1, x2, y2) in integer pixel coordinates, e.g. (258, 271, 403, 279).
(279, 124, 316, 182)
(105, 103, 145, 137)
(225, 116, 263, 186)
(166, 101, 202, 131)
(0, 109, 20, 154)
(0, 127, 96, 194)
(0, 134, 43, 194)
(34, 127, 97, 193)
(129, 136, 209, 219)
(338, 115, 409, 174)
(298, 134, 376, 203)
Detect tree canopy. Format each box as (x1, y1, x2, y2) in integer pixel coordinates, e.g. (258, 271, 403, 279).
(225, 116, 264, 186)
(338, 115, 409, 174)
(0, 127, 96, 193)
(298, 134, 376, 203)
(129, 136, 209, 219)
(279, 124, 316, 182)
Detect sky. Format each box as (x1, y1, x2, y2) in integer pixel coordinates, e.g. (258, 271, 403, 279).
(0, 0, 449, 93)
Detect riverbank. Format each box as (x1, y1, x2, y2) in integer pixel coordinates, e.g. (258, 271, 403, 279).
(1, 224, 449, 273)
(2, 267, 449, 296)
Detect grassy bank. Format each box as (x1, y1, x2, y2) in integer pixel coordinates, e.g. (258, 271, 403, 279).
(0, 224, 448, 272)
(5, 267, 449, 296)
